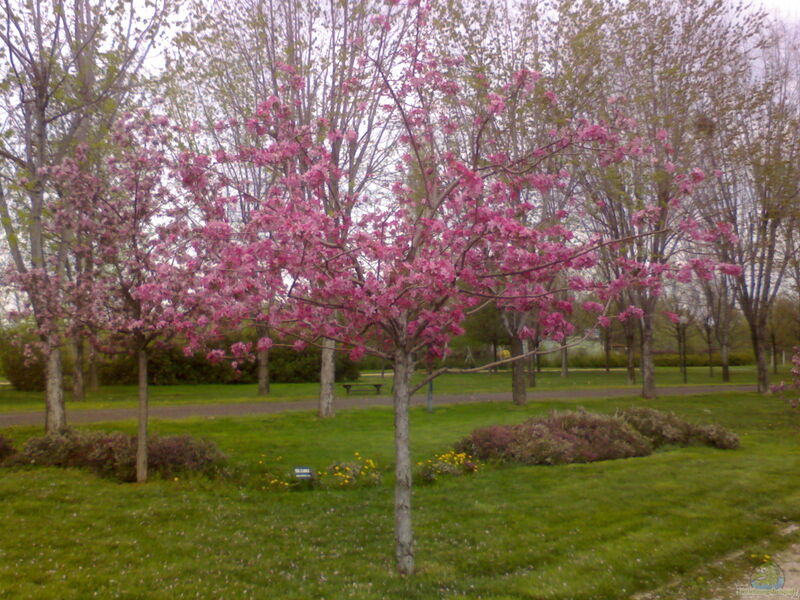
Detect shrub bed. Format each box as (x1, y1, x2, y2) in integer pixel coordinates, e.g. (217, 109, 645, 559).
(4, 429, 227, 481)
(617, 407, 740, 450)
(455, 408, 739, 466)
(99, 343, 360, 385)
(0, 434, 15, 461)
(456, 410, 652, 465)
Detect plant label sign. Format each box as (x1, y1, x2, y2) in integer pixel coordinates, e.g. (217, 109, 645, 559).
(293, 467, 314, 480)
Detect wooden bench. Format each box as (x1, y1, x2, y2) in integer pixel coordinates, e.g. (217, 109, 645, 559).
(341, 382, 384, 395)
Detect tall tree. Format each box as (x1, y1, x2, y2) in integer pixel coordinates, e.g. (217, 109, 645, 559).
(170, 0, 409, 415)
(0, 0, 170, 430)
(425, 0, 578, 404)
(51, 111, 204, 482)
(183, 2, 701, 574)
(549, 0, 765, 398)
(696, 22, 800, 392)
(698, 274, 738, 381)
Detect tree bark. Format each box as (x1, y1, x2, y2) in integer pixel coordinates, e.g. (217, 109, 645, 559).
(680, 324, 688, 384)
(749, 321, 770, 393)
(624, 324, 636, 385)
(771, 331, 778, 375)
(44, 345, 66, 432)
(257, 346, 270, 396)
(560, 342, 568, 378)
(640, 313, 657, 399)
(393, 348, 414, 576)
(319, 337, 335, 418)
(603, 327, 611, 373)
(707, 339, 713, 378)
(255, 325, 270, 395)
(528, 350, 536, 388)
(72, 336, 85, 401)
(136, 345, 149, 483)
(720, 341, 731, 382)
(510, 336, 526, 405)
(88, 341, 100, 392)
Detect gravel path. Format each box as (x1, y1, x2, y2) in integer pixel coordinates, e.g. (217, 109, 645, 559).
(0, 384, 757, 429)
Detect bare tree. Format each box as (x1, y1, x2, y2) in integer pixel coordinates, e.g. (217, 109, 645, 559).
(552, 0, 765, 398)
(696, 22, 800, 392)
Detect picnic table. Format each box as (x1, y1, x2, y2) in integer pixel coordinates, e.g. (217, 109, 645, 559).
(341, 382, 384, 395)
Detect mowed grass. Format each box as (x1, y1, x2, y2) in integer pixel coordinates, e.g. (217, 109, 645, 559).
(0, 364, 779, 413)
(2, 391, 800, 599)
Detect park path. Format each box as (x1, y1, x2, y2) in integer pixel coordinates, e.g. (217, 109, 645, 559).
(0, 384, 757, 429)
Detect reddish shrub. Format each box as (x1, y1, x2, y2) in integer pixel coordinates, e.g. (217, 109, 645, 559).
(455, 425, 516, 459)
(507, 411, 651, 465)
(147, 435, 227, 479)
(0, 434, 15, 461)
(8, 429, 226, 481)
(456, 408, 738, 467)
(456, 410, 651, 465)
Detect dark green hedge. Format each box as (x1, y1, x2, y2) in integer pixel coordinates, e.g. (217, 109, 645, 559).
(99, 344, 360, 386)
(0, 325, 361, 390)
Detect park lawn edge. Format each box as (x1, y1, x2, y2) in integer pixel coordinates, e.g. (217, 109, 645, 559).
(1, 390, 799, 599)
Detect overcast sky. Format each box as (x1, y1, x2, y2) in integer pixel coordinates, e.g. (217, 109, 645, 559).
(759, 0, 800, 20)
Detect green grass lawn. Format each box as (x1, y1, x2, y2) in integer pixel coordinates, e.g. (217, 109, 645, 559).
(0, 381, 321, 413)
(1, 391, 799, 599)
(0, 365, 782, 414)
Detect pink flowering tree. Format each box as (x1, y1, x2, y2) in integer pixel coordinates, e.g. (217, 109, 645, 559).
(51, 111, 205, 482)
(179, 2, 676, 576)
(172, 0, 415, 416)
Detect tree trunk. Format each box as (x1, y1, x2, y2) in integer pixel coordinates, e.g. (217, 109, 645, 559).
(704, 324, 714, 378)
(707, 340, 713, 378)
(640, 313, 657, 399)
(88, 342, 100, 392)
(720, 341, 731, 382)
(528, 351, 536, 388)
(257, 346, 270, 396)
(680, 324, 688, 384)
(44, 345, 66, 432)
(624, 325, 637, 385)
(749, 321, 770, 393)
(319, 337, 335, 418)
(604, 327, 611, 373)
(771, 332, 778, 375)
(510, 336, 526, 405)
(136, 345, 149, 483)
(560, 343, 568, 378)
(72, 336, 85, 401)
(393, 348, 414, 576)
(256, 325, 270, 396)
